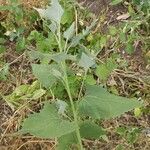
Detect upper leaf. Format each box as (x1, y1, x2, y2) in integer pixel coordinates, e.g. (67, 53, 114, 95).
(55, 100, 68, 115)
(78, 53, 95, 71)
(32, 64, 57, 88)
(20, 103, 76, 138)
(63, 22, 75, 40)
(34, 0, 64, 25)
(70, 19, 97, 47)
(28, 51, 76, 63)
(78, 85, 142, 119)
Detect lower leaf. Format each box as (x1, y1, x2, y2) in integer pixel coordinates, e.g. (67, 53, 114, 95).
(57, 132, 78, 150)
(80, 121, 106, 139)
(20, 103, 76, 138)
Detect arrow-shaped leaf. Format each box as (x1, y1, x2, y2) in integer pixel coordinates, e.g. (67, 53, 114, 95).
(79, 85, 142, 119)
(20, 103, 76, 138)
(34, 0, 64, 25)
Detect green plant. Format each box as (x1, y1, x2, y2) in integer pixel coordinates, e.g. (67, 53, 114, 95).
(0, 0, 39, 52)
(16, 1, 143, 149)
(116, 126, 141, 144)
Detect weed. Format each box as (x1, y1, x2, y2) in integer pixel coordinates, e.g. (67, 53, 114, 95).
(0, 0, 149, 149)
(17, 1, 142, 149)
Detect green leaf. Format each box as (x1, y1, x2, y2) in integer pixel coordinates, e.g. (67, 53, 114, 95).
(125, 43, 134, 54)
(0, 64, 9, 80)
(116, 126, 127, 136)
(20, 103, 76, 138)
(85, 75, 96, 85)
(34, 0, 64, 25)
(29, 51, 76, 63)
(96, 64, 110, 81)
(80, 121, 106, 139)
(134, 108, 142, 117)
(109, 26, 118, 36)
(32, 64, 57, 88)
(0, 45, 6, 53)
(49, 21, 57, 33)
(28, 51, 50, 62)
(13, 85, 30, 96)
(51, 52, 76, 63)
(78, 85, 142, 119)
(61, 9, 74, 25)
(96, 58, 118, 81)
(63, 22, 75, 40)
(78, 53, 95, 71)
(70, 34, 83, 47)
(57, 132, 78, 150)
(16, 37, 26, 52)
(55, 100, 68, 115)
(70, 19, 97, 47)
(32, 89, 46, 100)
(110, 0, 123, 5)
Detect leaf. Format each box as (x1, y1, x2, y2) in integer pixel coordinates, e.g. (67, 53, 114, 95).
(57, 132, 78, 150)
(82, 19, 97, 36)
(20, 103, 76, 138)
(51, 52, 76, 63)
(85, 75, 96, 85)
(34, 0, 64, 25)
(116, 126, 127, 136)
(96, 64, 110, 81)
(78, 85, 142, 119)
(32, 64, 57, 88)
(78, 53, 95, 71)
(55, 100, 68, 115)
(16, 37, 26, 52)
(109, 26, 117, 36)
(134, 108, 142, 117)
(70, 19, 97, 47)
(63, 22, 75, 40)
(32, 89, 46, 100)
(28, 50, 56, 63)
(28, 51, 76, 63)
(125, 43, 134, 54)
(70, 34, 83, 47)
(49, 21, 57, 33)
(80, 121, 106, 139)
(61, 9, 74, 25)
(14, 85, 30, 96)
(96, 58, 118, 81)
(0, 64, 9, 80)
(0, 45, 6, 53)
(110, 0, 123, 5)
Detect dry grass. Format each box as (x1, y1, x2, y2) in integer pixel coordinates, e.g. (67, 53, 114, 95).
(0, 0, 48, 7)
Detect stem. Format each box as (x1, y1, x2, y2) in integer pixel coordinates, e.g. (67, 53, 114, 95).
(62, 63, 83, 150)
(78, 71, 87, 101)
(58, 24, 62, 52)
(64, 39, 68, 52)
(57, 23, 83, 149)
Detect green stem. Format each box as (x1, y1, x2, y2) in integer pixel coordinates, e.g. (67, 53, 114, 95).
(78, 71, 87, 101)
(58, 24, 62, 52)
(57, 23, 83, 149)
(62, 63, 83, 150)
